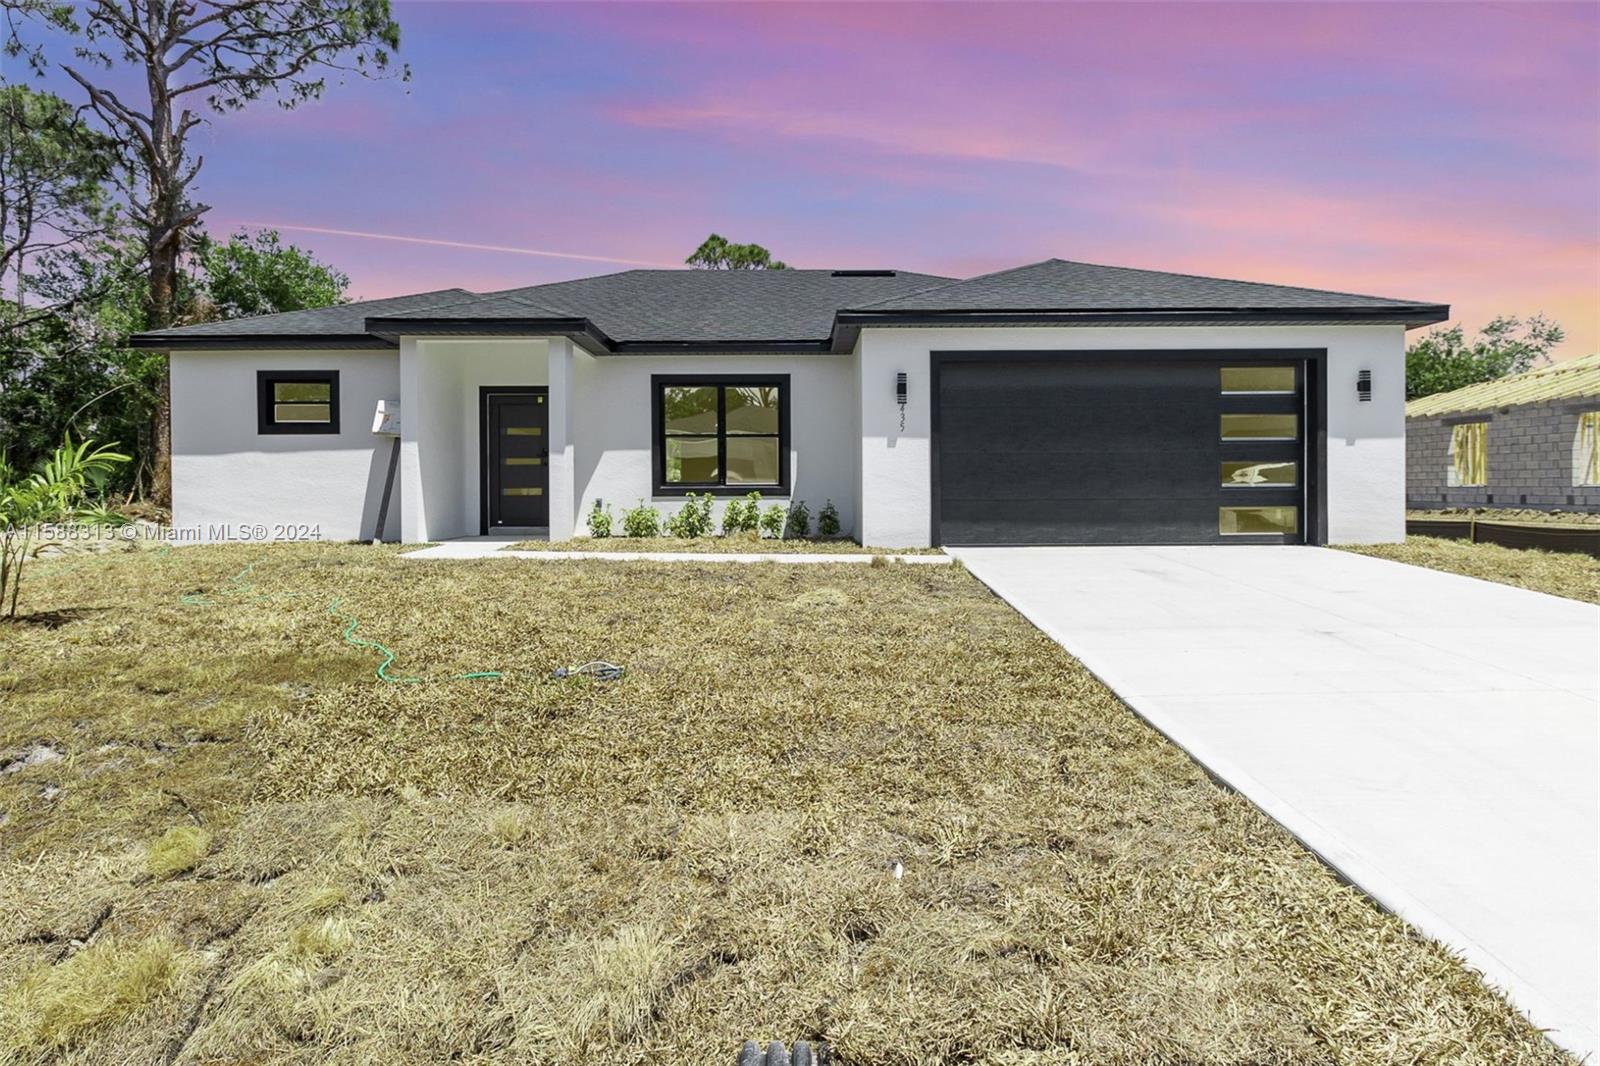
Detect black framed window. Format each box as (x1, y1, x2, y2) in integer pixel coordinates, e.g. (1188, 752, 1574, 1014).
(651, 375, 789, 495)
(257, 370, 339, 434)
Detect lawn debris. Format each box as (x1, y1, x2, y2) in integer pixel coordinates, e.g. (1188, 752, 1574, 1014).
(550, 660, 625, 682)
(2, 743, 63, 774)
(738, 1039, 828, 1066)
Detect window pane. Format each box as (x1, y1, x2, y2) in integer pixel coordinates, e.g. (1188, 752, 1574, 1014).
(1221, 461, 1298, 487)
(726, 436, 780, 484)
(1219, 506, 1298, 535)
(1579, 411, 1600, 487)
(663, 386, 719, 435)
(1448, 422, 1488, 486)
(665, 436, 718, 483)
(1221, 413, 1298, 440)
(274, 403, 331, 423)
(1221, 367, 1295, 393)
(274, 381, 330, 403)
(726, 385, 781, 435)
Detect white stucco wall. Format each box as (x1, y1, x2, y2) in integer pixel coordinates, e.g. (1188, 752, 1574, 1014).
(856, 324, 1407, 547)
(172, 324, 1404, 548)
(569, 351, 858, 537)
(399, 338, 549, 542)
(170, 349, 401, 542)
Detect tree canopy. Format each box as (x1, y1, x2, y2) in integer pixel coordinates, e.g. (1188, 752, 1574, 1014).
(4, 0, 406, 502)
(1405, 315, 1565, 400)
(686, 233, 788, 270)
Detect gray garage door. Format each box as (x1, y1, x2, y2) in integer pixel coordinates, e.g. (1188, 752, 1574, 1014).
(934, 357, 1309, 545)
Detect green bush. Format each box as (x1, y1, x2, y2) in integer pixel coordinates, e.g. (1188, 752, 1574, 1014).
(666, 493, 714, 538)
(758, 503, 787, 539)
(586, 500, 613, 538)
(818, 500, 840, 538)
(620, 501, 661, 538)
(720, 491, 762, 536)
(785, 500, 811, 538)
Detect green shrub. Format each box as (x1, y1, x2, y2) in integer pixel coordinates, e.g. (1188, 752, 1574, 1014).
(759, 503, 787, 539)
(666, 493, 714, 538)
(785, 500, 811, 538)
(620, 501, 661, 538)
(721, 491, 762, 536)
(586, 500, 613, 539)
(818, 500, 841, 538)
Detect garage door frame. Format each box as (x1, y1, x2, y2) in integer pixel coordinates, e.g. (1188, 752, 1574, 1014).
(929, 348, 1329, 547)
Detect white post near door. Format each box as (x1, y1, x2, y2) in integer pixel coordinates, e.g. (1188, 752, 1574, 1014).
(546, 337, 576, 540)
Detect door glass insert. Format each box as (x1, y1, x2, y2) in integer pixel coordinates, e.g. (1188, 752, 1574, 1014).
(502, 487, 543, 496)
(506, 426, 541, 436)
(1221, 413, 1298, 440)
(1219, 506, 1298, 535)
(1221, 461, 1298, 487)
(1221, 366, 1296, 393)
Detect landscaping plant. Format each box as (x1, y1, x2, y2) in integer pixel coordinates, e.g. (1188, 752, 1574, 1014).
(720, 491, 762, 536)
(818, 499, 841, 538)
(759, 503, 788, 539)
(785, 499, 811, 538)
(0, 436, 129, 618)
(620, 501, 661, 538)
(586, 500, 613, 538)
(665, 493, 714, 538)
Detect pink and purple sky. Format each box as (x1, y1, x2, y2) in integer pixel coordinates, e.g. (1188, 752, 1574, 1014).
(96, 3, 1600, 354)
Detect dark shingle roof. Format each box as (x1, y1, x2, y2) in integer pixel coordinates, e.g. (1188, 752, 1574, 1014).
(135, 288, 474, 344)
(853, 258, 1436, 313)
(131, 259, 1447, 351)
(381, 269, 955, 343)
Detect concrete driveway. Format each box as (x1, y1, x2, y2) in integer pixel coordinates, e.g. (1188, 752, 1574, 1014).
(950, 545, 1598, 1059)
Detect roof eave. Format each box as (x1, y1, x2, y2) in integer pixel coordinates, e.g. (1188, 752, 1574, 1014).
(829, 304, 1451, 350)
(128, 332, 396, 351)
(363, 315, 615, 356)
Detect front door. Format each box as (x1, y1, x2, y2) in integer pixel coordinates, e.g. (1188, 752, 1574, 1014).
(483, 388, 548, 530)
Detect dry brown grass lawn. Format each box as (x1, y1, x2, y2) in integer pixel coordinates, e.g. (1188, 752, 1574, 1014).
(507, 536, 944, 554)
(0, 544, 1570, 1065)
(1343, 535, 1600, 604)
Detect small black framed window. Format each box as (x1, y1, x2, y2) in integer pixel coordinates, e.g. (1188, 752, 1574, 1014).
(257, 370, 339, 434)
(651, 375, 789, 495)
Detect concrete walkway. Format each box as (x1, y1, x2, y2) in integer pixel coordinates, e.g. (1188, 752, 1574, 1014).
(949, 545, 1598, 1060)
(402, 536, 952, 564)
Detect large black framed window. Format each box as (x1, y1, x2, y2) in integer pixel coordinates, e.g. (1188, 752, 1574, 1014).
(651, 375, 789, 495)
(257, 370, 339, 434)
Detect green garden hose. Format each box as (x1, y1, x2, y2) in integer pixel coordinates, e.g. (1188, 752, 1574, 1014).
(325, 597, 502, 684)
(174, 555, 501, 684)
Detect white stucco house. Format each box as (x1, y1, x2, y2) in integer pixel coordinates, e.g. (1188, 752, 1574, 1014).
(131, 258, 1448, 547)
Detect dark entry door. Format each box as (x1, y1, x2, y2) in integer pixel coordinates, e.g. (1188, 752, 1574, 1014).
(484, 389, 548, 530)
(934, 357, 1307, 546)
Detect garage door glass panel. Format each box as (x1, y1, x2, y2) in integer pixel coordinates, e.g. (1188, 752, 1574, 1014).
(1219, 506, 1298, 535)
(665, 436, 718, 483)
(1221, 367, 1296, 393)
(1221, 461, 1298, 486)
(1221, 413, 1298, 440)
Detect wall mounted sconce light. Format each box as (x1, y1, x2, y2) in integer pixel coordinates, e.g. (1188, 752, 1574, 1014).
(1357, 369, 1372, 402)
(895, 372, 908, 430)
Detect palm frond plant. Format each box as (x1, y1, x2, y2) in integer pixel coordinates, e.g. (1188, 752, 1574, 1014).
(0, 437, 130, 618)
